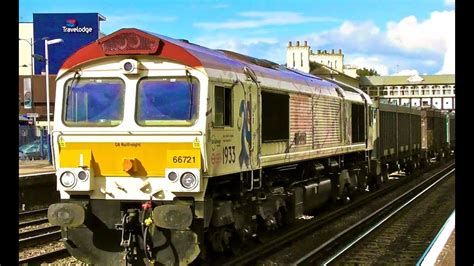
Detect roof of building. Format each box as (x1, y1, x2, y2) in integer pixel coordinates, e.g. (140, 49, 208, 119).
(360, 74, 455, 86)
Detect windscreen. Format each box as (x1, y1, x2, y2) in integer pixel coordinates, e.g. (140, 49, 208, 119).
(64, 78, 125, 126)
(136, 77, 199, 126)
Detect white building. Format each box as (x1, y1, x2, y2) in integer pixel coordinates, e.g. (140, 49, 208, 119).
(360, 74, 455, 111)
(19, 22, 34, 76)
(287, 41, 358, 78)
(286, 41, 311, 73)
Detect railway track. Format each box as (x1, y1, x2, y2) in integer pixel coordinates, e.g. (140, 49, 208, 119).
(19, 227, 62, 249)
(216, 160, 454, 265)
(19, 207, 70, 264)
(19, 247, 69, 265)
(299, 165, 455, 264)
(19, 207, 48, 220)
(19, 208, 48, 228)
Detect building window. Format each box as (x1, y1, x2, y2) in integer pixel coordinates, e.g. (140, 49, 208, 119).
(335, 60, 337, 69)
(301, 52, 303, 67)
(369, 88, 378, 96)
(214, 86, 232, 127)
(401, 87, 409, 96)
(293, 53, 295, 67)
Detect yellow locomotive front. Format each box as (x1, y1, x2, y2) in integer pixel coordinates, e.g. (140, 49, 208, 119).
(48, 29, 209, 265)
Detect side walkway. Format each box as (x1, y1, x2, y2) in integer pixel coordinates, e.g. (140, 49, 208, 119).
(19, 160, 55, 176)
(418, 210, 455, 266)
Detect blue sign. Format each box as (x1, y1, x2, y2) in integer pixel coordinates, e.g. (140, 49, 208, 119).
(33, 13, 104, 74)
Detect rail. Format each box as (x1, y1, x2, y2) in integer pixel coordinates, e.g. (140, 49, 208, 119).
(221, 161, 454, 265)
(19, 247, 69, 265)
(298, 163, 454, 264)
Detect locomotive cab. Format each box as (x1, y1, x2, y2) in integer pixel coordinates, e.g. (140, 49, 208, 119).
(48, 29, 210, 265)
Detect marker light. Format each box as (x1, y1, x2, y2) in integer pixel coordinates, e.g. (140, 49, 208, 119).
(98, 29, 160, 55)
(60, 171, 76, 188)
(180, 172, 197, 189)
(77, 170, 88, 181)
(124, 61, 134, 72)
(168, 171, 178, 182)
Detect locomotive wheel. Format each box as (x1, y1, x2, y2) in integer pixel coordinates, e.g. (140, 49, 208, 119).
(368, 173, 381, 191)
(209, 225, 235, 253)
(342, 185, 352, 204)
(209, 225, 246, 256)
(275, 207, 290, 227)
(405, 161, 414, 175)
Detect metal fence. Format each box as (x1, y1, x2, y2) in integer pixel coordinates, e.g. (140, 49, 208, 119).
(19, 125, 49, 160)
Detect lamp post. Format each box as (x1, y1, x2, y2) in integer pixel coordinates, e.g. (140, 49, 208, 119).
(43, 37, 63, 135)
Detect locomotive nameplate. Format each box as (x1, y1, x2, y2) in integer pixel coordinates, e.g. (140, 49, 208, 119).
(167, 149, 201, 168)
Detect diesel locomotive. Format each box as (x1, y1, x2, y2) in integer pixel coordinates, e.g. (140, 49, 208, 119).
(47, 28, 454, 265)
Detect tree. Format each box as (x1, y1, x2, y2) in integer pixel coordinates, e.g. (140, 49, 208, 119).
(356, 67, 380, 76)
(309, 61, 319, 72)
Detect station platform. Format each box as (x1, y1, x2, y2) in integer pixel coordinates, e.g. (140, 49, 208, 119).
(19, 160, 55, 176)
(418, 210, 455, 265)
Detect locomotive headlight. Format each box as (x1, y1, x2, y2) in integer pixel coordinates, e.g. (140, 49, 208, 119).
(60, 171, 76, 188)
(180, 172, 197, 189)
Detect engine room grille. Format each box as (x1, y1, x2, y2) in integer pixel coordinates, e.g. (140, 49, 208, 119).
(313, 96, 342, 147)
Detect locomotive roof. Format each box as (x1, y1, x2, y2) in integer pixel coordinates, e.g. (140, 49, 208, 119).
(146, 31, 347, 92)
(59, 28, 365, 100)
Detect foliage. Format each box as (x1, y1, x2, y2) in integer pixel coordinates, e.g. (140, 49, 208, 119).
(356, 67, 380, 76)
(309, 61, 319, 72)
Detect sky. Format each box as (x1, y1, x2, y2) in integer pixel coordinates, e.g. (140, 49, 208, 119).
(19, 0, 455, 76)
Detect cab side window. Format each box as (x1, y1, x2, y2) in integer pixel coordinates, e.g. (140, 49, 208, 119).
(215, 86, 232, 127)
